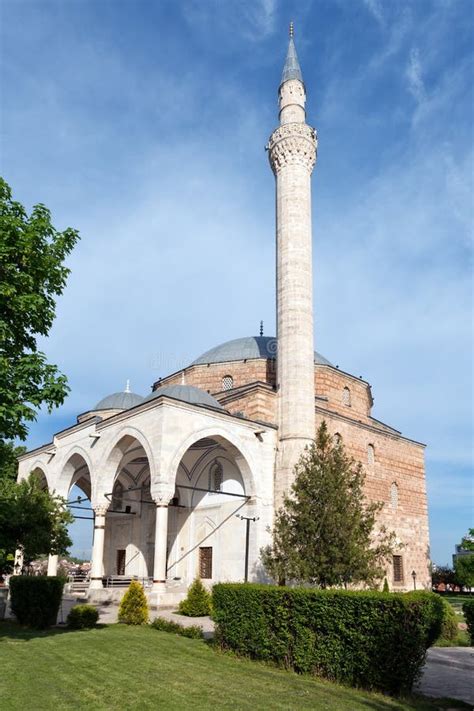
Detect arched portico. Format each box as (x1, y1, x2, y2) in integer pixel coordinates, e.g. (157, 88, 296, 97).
(149, 432, 258, 600)
(53, 450, 93, 578)
(89, 432, 156, 591)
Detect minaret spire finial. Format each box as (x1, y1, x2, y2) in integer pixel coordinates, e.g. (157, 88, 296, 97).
(289, 21, 294, 38)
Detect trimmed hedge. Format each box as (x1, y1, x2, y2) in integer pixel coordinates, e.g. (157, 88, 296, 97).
(9, 576, 64, 629)
(67, 604, 99, 629)
(150, 616, 203, 639)
(436, 598, 458, 643)
(462, 599, 474, 645)
(212, 583, 444, 694)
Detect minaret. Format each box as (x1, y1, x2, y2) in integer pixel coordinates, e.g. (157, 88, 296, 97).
(268, 24, 317, 504)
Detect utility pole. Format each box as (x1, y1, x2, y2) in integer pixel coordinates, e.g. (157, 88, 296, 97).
(236, 515, 259, 582)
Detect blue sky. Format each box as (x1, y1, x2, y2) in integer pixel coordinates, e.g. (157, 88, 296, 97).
(1, 0, 472, 565)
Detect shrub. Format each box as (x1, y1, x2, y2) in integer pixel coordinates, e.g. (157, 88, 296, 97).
(118, 581, 149, 625)
(178, 578, 212, 617)
(436, 598, 458, 643)
(9, 576, 64, 629)
(382, 578, 390, 593)
(67, 604, 99, 629)
(212, 583, 444, 695)
(463, 599, 474, 645)
(150, 616, 203, 639)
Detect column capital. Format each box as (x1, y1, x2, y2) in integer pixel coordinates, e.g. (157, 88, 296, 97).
(267, 122, 317, 175)
(93, 504, 109, 518)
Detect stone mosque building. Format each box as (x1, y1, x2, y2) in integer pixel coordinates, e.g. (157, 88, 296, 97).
(17, 29, 431, 600)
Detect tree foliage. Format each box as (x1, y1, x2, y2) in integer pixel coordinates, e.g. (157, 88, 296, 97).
(118, 581, 149, 625)
(178, 577, 212, 616)
(454, 555, 474, 588)
(431, 565, 456, 587)
(0, 473, 73, 574)
(0, 177, 79, 442)
(261, 421, 395, 588)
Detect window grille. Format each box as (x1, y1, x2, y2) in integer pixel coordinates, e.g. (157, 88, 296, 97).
(343, 386, 351, 406)
(390, 482, 398, 509)
(199, 547, 213, 579)
(393, 555, 404, 583)
(222, 375, 233, 391)
(210, 461, 223, 493)
(367, 444, 375, 465)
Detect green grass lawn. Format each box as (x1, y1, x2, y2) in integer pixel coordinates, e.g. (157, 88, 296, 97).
(0, 622, 469, 711)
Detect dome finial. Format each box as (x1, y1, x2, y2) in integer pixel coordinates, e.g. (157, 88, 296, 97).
(281, 23, 303, 86)
(125, 379, 131, 393)
(260, 320, 264, 337)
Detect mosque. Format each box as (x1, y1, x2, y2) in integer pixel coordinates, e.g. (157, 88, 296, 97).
(17, 28, 431, 601)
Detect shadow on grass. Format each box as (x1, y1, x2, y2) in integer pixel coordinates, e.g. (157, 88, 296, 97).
(0, 620, 108, 641)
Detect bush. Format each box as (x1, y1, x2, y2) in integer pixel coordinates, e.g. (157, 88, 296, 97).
(436, 598, 458, 643)
(212, 583, 444, 695)
(463, 599, 474, 645)
(9, 576, 64, 629)
(118, 581, 149, 625)
(150, 616, 203, 639)
(67, 604, 99, 629)
(178, 578, 211, 617)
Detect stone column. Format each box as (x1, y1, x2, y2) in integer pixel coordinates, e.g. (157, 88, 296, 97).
(269, 113, 317, 507)
(152, 504, 169, 592)
(47, 554, 58, 576)
(89, 505, 108, 590)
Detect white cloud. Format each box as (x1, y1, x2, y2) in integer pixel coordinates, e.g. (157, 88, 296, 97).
(406, 47, 426, 103)
(363, 0, 385, 28)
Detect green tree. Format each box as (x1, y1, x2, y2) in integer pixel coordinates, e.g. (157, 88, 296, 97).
(0, 473, 73, 575)
(178, 577, 212, 616)
(460, 529, 474, 552)
(0, 177, 79, 444)
(431, 565, 456, 588)
(0, 441, 26, 484)
(118, 581, 149, 625)
(261, 421, 395, 588)
(454, 555, 474, 588)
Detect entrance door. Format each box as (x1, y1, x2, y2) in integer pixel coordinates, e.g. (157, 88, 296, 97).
(116, 549, 126, 575)
(199, 546, 212, 579)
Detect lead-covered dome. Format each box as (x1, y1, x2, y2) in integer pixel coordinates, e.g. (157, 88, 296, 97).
(94, 391, 144, 410)
(144, 384, 224, 410)
(192, 336, 332, 367)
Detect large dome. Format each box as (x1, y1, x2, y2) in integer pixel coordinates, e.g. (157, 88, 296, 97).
(144, 384, 224, 410)
(192, 336, 332, 367)
(94, 391, 144, 410)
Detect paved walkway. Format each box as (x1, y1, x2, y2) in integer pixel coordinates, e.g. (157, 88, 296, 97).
(416, 647, 474, 706)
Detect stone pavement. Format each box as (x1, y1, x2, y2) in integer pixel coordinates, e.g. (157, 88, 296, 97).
(416, 647, 474, 706)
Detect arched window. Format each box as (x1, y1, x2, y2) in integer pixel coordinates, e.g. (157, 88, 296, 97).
(390, 482, 398, 509)
(367, 444, 375, 465)
(343, 386, 351, 406)
(222, 375, 233, 391)
(209, 460, 223, 493)
(334, 433, 342, 446)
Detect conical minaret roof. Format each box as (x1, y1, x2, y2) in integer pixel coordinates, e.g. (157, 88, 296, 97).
(281, 23, 303, 85)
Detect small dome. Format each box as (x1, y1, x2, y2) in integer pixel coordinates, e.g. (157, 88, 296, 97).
(94, 391, 144, 411)
(144, 384, 223, 410)
(192, 336, 332, 367)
